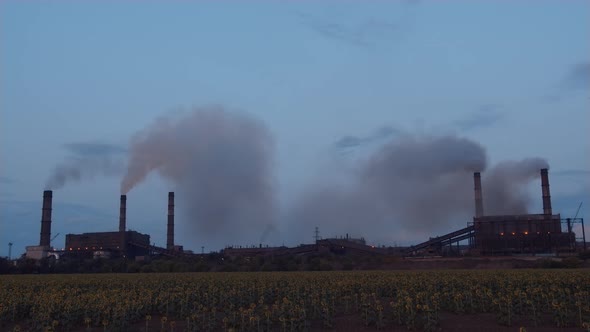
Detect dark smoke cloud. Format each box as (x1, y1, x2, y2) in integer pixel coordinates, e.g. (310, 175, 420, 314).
(287, 134, 488, 244)
(288, 133, 551, 245)
(482, 158, 549, 215)
(121, 106, 276, 246)
(45, 142, 126, 189)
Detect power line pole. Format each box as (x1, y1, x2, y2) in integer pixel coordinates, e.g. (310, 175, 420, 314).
(8, 242, 13, 260)
(314, 227, 320, 243)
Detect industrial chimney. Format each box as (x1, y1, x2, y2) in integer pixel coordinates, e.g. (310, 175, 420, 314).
(119, 195, 127, 232)
(541, 168, 552, 215)
(39, 190, 52, 247)
(167, 192, 174, 250)
(473, 172, 484, 218)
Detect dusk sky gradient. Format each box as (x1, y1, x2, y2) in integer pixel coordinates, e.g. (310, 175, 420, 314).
(1, 1, 589, 256)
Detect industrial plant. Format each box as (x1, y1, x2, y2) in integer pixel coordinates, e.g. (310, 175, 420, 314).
(23, 168, 586, 261)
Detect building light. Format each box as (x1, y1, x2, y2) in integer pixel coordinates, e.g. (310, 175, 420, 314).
(500, 232, 504, 236)
(524, 231, 528, 235)
(512, 232, 515, 235)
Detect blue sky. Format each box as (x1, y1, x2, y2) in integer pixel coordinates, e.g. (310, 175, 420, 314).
(1, 1, 589, 256)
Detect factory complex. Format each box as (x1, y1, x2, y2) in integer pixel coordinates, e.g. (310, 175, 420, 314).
(23, 168, 586, 262)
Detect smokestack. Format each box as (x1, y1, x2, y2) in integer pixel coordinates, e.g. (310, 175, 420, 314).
(473, 172, 484, 218)
(541, 168, 552, 215)
(119, 195, 126, 232)
(167, 192, 174, 250)
(40, 190, 52, 247)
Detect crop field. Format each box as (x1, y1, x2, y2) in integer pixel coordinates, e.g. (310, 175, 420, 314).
(1, 270, 589, 332)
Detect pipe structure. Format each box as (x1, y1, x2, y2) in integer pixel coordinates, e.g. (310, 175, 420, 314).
(541, 168, 552, 215)
(119, 195, 127, 232)
(167, 192, 174, 250)
(473, 172, 484, 218)
(40, 190, 53, 246)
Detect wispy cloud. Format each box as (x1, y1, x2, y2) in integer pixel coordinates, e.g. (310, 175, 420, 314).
(296, 12, 400, 49)
(0, 176, 16, 184)
(63, 142, 127, 157)
(334, 125, 399, 150)
(45, 141, 127, 190)
(542, 62, 590, 103)
(551, 169, 590, 177)
(562, 62, 590, 92)
(453, 104, 505, 132)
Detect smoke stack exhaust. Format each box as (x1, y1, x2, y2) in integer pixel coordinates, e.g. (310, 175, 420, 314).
(473, 172, 484, 218)
(40, 190, 52, 246)
(167, 192, 174, 250)
(541, 168, 552, 215)
(119, 195, 127, 232)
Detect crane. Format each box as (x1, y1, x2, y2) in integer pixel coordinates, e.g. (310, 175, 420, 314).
(50, 233, 60, 244)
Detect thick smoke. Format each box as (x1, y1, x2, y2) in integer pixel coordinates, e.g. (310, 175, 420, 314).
(45, 143, 126, 190)
(483, 158, 549, 215)
(121, 106, 276, 245)
(288, 133, 550, 245)
(287, 134, 488, 244)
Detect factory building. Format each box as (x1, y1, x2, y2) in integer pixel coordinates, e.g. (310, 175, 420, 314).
(472, 168, 572, 254)
(406, 168, 581, 256)
(26, 191, 179, 260)
(64, 195, 151, 258)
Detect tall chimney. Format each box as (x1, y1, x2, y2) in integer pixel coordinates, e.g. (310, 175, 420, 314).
(167, 192, 174, 250)
(119, 195, 126, 232)
(40, 190, 52, 247)
(541, 168, 552, 215)
(473, 172, 484, 218)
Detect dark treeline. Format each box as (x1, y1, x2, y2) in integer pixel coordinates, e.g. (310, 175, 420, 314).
(1, 251, 588, 274)
(0, 253, 390, 274)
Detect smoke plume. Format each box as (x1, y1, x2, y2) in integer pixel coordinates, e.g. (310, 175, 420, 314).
(45, 143, 126, 189)
(121, 106, 276, 245)
(288, 133, 550, 245)
(287, 134, 488, 244)
(483, 157, 549, 215)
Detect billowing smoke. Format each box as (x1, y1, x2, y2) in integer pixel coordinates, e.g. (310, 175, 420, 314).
(121, 106, 276, 245)
(287, 134, 487, 244)
(483, 157, 549, 215)
(287, 133, 549, 245)
(45, 143, 126, 190)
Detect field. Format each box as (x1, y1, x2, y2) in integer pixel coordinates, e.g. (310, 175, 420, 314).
(1, 270, 589, 332)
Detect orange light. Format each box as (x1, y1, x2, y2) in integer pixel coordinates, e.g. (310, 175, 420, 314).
(500, 232, 504, 236)
(524, 231, 528, 235)
(512, 232, 515, 235)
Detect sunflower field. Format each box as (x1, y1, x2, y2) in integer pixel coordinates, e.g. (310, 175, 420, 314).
(1, 270, 589, 331)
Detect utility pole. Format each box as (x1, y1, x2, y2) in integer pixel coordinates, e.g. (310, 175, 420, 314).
(201, 246, 205, 255)
(8, 242, 13, 260)
(314, 227, 320, 243)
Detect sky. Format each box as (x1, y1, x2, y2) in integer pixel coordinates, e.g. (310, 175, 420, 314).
(1, 1, 589, 256)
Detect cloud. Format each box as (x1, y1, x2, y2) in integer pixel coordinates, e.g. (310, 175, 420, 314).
(63, 142, 127, 157)
(45, 141, 127, 190)
(551, 169, 590, 177)
(334, 125, 399, 150)
(296, 12, 400, 49)
(454, 104, 505, 131)
(0, 176, 16, 184)
(563, 62, 590, 91)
